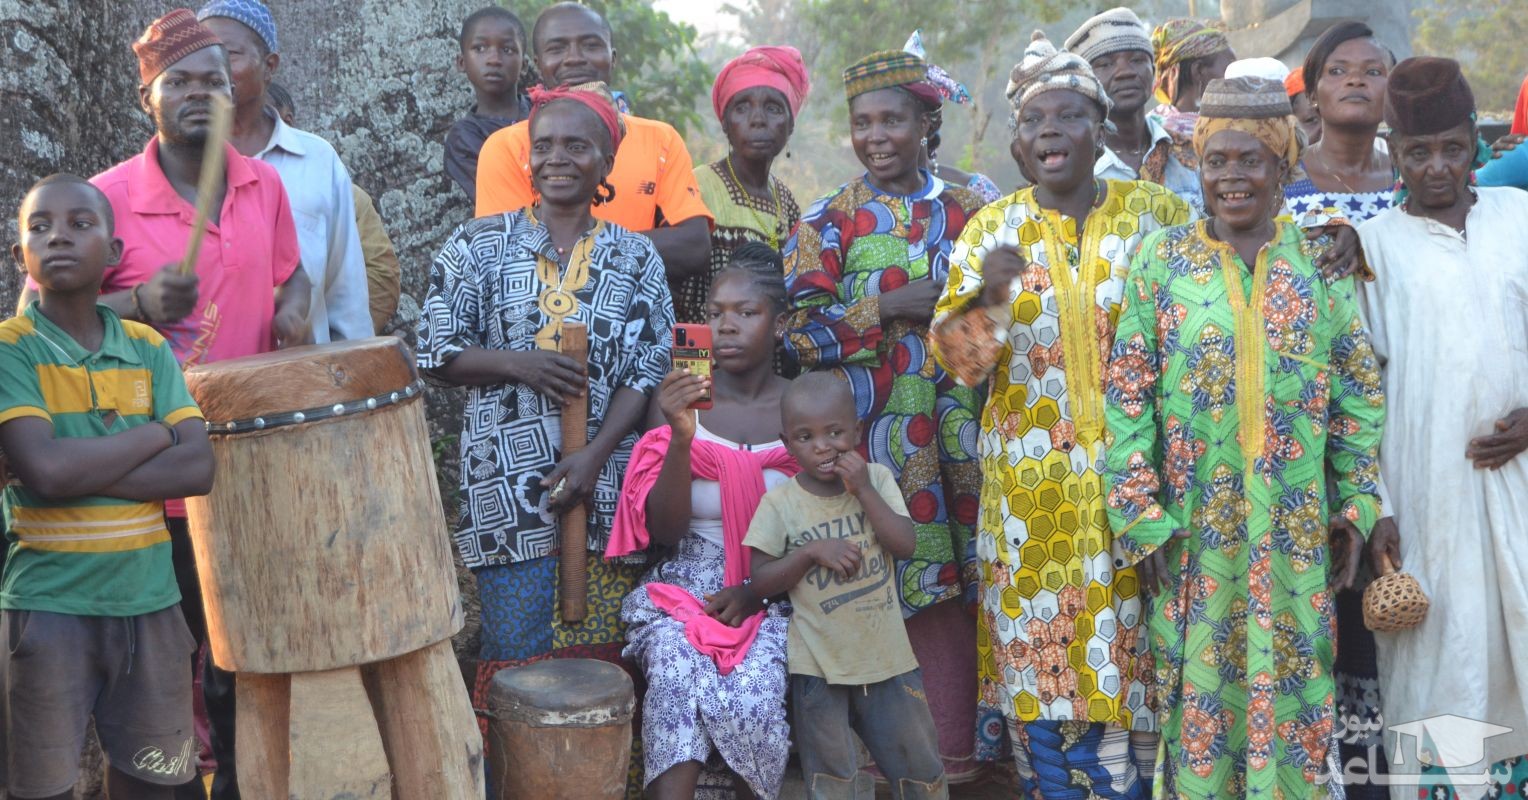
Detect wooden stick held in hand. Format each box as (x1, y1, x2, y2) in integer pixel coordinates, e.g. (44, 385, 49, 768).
(558, 322, 590, 623)
(179, 93, 233, 277)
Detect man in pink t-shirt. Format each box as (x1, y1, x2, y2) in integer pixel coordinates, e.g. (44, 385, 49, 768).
(19, 18, 310, 367)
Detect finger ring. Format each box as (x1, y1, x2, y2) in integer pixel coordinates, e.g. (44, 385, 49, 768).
(549, 477, 568, 503)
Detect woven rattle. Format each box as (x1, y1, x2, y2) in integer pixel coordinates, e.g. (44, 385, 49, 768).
(1363, 552, 1429, 632)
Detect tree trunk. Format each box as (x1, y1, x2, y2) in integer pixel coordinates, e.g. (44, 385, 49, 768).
(2, 2, 486, 795)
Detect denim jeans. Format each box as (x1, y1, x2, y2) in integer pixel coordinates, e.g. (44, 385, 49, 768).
(792, 669, 947, 800)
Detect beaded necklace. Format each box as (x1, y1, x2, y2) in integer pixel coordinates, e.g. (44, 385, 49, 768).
(725, 154, 784, 251)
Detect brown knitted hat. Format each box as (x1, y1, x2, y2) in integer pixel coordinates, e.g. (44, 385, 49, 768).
(1199, 76, 1293, 120)
(134, 9, 223, 85)
(1385, 57, 1475, 136)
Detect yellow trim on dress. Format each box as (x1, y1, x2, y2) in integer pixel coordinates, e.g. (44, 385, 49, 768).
(526, 207, 603, 351)
(1203, 220, 1274, 465)
(1035, 185, 1110, 448)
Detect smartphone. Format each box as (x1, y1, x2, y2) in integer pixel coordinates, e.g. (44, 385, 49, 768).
(673, 324, 713, 410)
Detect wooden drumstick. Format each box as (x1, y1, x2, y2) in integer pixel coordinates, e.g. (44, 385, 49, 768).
(179, 93, 233, 277)
(557, 322, 590, 623)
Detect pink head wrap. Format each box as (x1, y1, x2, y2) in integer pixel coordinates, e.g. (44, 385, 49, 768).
(528, 82, 625, 152)
(711, 45, 811, 123)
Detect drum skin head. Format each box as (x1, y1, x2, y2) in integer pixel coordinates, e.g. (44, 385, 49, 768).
(488, 659, 635, 726)
(184, 336, 416, 424)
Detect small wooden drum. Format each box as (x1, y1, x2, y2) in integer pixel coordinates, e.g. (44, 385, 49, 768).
(184, 337, 462, 673)
(487, 659, 635, 799)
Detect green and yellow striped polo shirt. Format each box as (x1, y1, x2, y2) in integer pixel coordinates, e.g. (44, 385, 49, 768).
(0, 303, 201, 616)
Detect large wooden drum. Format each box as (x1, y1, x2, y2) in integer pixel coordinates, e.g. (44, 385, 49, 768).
(487, 659, 635, 799)
(184, 337, 461, 673)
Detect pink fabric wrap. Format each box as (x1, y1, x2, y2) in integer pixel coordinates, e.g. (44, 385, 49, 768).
(607, 425, 799, 674)
(528, 82, 625, 152)
(711, 45, 811, 122)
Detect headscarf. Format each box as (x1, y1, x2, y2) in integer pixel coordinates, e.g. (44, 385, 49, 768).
(1064, 7, 1152, 64)
(1284, 70, 1306, 98)
(711, 45, 811, 123)
(842, 50, 942, 108)
(903, 30, 972, 105)
(134, 9, 223, 85)
(1151, 18, 1231, 105)
(1192, 76, 1301, 169)
(1005, 30, 1112, 118)
(528, 82, 625, 153)
(197, 0, 278, 53)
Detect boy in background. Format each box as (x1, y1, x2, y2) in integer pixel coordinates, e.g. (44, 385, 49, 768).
(744, 373, 948, 800)
(1, 175, 214, 799)
(445, 6, 532, 203)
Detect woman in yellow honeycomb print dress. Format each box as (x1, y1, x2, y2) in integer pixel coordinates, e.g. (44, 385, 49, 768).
(931, 32, 1191, 798)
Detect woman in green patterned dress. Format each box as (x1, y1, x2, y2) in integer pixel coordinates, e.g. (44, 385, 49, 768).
(1102, 76, 1385, 798)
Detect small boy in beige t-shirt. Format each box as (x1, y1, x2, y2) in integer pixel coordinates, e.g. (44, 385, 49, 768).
(743, 373, 947, 799)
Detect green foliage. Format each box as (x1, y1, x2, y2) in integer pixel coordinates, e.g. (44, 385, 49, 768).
(1414, 0, 1528, 115)
(506, 0, 711, 134)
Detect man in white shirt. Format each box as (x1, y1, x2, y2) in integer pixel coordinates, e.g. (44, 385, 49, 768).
(1065, 8, 1202, 212)
(198, 0, 371, 344)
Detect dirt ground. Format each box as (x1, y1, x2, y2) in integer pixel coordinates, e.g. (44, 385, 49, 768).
(776, 763, 1020, 799)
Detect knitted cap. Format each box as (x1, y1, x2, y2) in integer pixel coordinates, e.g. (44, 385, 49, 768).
(1194, 77, 1300, 167)
(197, 0, 278, 53)
(1006, 31, 1111, 116)
(1199, 76, 1292, 119)
(1385, 57, 1476, 136)
(843, 50, 927, 101)
(1064, 7, 1152, 64)
(133, 9, 224, 85)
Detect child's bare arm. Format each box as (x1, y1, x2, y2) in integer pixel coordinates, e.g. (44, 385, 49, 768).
(856, 483, 916, 559)
(0, 417, 171, 501)
(749, 542, 862, 599)
(98, 419, 215, 501)
(833, 451, 916, 559)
